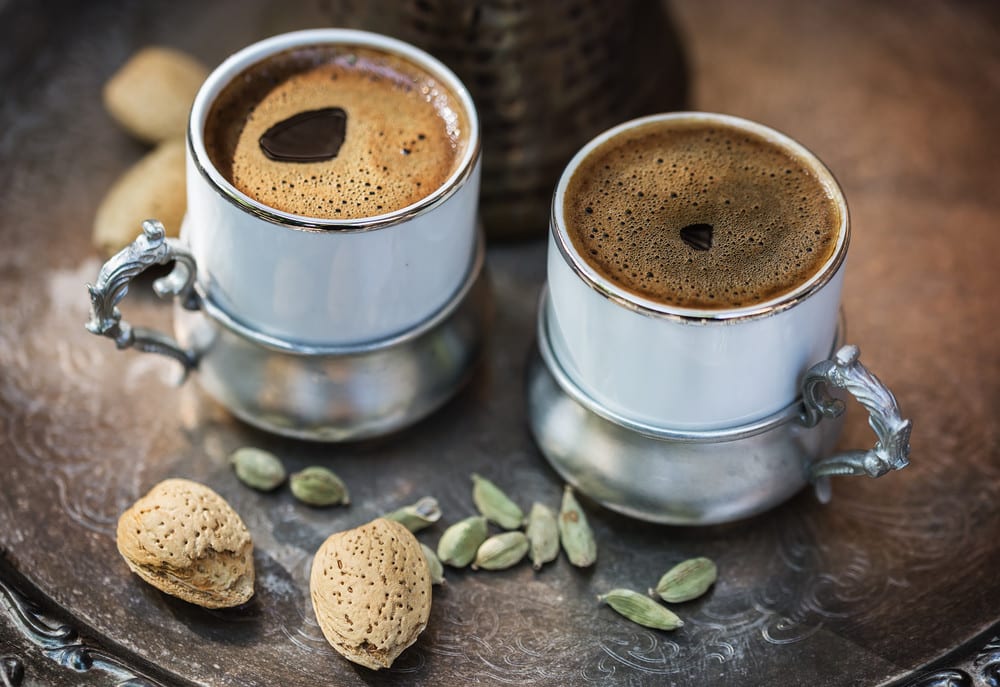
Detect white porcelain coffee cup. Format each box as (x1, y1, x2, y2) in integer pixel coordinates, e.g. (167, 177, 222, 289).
(185, 28, 481, 346)
(546, 112, 849, 431)
(86, 30, 487, 440)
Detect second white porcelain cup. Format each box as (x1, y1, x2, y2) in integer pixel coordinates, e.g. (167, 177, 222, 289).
(546, 112, 849, 431)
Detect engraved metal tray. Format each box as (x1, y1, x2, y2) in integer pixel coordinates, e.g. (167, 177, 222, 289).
(2, 1, 999, 685)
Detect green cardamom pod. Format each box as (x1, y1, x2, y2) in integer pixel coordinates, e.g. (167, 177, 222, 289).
(384, 496, 442, 533)
(472, 531, 529, 571)
(229, 447, 286, 492)
(436, 515, 488, 568)
(525, 502, 559, 570)
(559, 486, 596, 567)
(420, 543, 445, 586)
(598, 589, 684, 631)
(289, 466, 349, 507)
(652, 557, 717, 603)
(471, 473, 524, 530)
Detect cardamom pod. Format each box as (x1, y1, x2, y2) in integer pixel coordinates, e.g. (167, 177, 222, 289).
(436, 515, 488, 568)
(559, 486, 596, 567)
(420, 543, 445, 586)
(229, 447, 286, 492)
(525, 502, 559, 570)
(289, 466, 349, 507)
(384, 496, 442, 533)
(652, 557, 717, 603)
(598, 589, 684, 631)
(472, 531, 529, 571)
(471, 473, 524, 530)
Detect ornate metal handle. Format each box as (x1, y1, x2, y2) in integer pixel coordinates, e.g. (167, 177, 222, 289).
(800, 344, 912, 501)
(85, 220, 200, 378)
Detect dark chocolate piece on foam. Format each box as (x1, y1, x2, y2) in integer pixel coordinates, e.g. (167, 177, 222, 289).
(259, 107, 347, 163)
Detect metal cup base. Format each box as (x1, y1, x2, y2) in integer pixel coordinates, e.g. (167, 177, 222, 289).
(174, 242, 490, 442)
(527, 291, 844, 525)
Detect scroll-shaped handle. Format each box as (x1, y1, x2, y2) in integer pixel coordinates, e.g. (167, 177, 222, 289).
(85, 220, 199, 378)
(800, 344, 912, 502)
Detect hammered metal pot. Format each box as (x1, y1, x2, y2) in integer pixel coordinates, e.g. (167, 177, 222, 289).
(323, 0, 688, 239)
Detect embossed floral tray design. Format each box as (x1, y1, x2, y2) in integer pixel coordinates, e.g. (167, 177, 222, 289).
(2, 0, 1000, 685)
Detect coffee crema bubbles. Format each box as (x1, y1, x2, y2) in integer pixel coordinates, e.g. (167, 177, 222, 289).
(564, 120, 842, 310)
(204, 45, 469, 219)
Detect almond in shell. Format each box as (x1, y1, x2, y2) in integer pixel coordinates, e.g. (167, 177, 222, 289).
(103, 46, 207, 144)
(116, 478, 254, 609)
(92, 138, 186, 256)
(310, 518, 432, 670)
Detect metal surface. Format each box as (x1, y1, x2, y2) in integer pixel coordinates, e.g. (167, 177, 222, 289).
(802, 344, 912, 487)
(87, 221, 491, 441)
(527, 291, 847, 525)
(529, 292, 910, 523)
(176, 240, 489, 441)
(87, 222, 489, 442)
(85, 220, 199, 375)
(1, 0, 1000, 686)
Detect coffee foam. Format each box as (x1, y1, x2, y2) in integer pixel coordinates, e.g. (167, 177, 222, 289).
(204, 46, 468, 219)
(564, 120, 841, 310)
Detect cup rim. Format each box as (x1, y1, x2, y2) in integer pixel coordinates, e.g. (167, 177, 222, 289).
(551, 111, 850, 323)
(188, 28, 481, 234)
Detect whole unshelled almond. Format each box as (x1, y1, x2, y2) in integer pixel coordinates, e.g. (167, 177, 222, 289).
(310, 518, 432, 671)
(103, 46, 208, 143)
(116, 478, 254, 609)
(93, 139, 185, 256)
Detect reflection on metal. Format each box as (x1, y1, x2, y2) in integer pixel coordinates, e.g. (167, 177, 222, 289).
(528, 290, 910, 524)
(85, 220, 199, 376)
(174, 238, 490, 441)
(901, 636, 1000, 686)
(801, 344, 912, 482)
(85, 227, 491, 441)
(0, 564, 164, 687)
(1, 656, 24, 687)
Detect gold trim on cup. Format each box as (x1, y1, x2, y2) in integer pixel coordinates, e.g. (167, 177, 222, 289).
(550, 112, 850, 325)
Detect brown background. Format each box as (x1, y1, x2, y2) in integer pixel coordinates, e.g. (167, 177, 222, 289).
(1, 1, 999, 685)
